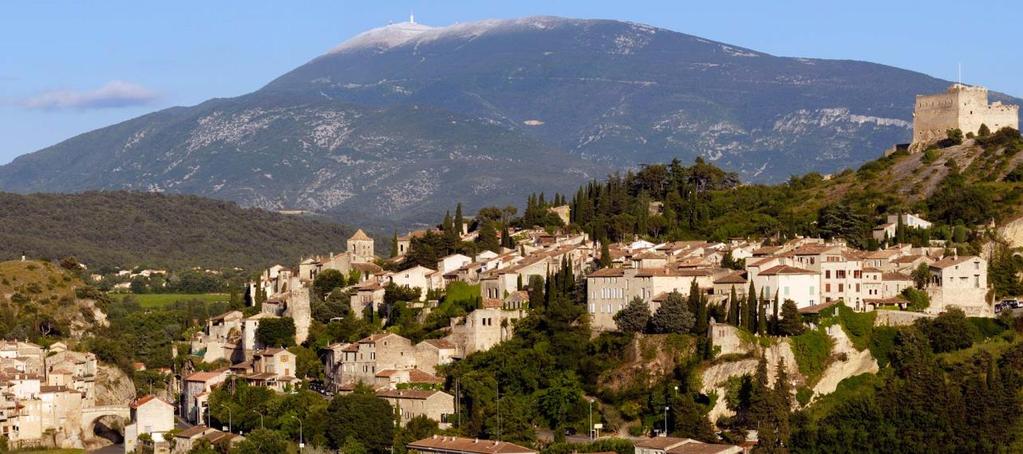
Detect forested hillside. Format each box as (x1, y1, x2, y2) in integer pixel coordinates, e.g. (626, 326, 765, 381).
(0, 191, 350, 270)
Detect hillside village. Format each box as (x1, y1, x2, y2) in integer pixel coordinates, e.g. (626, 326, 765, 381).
(0, 84, 1019, 454)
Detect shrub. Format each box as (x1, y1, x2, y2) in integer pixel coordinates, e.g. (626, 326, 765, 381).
(837, 304, 875, 350)
(922, 147, 942, 164)
(868, 326, 898, 368)
(795, 387, 813, 407)
(790, 328, 835, 385)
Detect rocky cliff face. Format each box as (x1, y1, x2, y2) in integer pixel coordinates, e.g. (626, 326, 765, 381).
(3, 16, 1017, 227)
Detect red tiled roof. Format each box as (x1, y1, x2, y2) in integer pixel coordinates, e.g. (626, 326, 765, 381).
(376, 389, 447, 400)
(588, 268, 625, 278)
(713, 272, 747, 285)
(408, 436, 536, 454)
(130, 395, 172, 409)
(759, 265, 817, 276)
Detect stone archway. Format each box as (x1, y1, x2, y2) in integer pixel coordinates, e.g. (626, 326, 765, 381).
(80, 405, 130, 448)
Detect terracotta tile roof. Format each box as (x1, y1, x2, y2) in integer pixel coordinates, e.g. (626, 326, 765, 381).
(184, 369, 227, 383)
(421, 339, 456, 349)
(634, 437, 696, 450)
(667, 443, 742, 454)
(893, 254, 925, 264)
(481, 298, 503, 309)
(882, 272, 913, 281)
(407, 369, 444, 384)
(713, 272, 747, 284)
(931, 255, 979, 269)
(861, 267, 882, 273)
(349, 229, 372, 241)
(376, 389, 446, 400)
(408, 436, 536, 454)
(130, 395, 172, 409)
(588, 268, 625, 278)
(175, 425, 209, 438)
(759, 265, 817, 276)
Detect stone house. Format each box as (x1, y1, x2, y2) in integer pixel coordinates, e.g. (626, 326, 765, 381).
(124, 395, 174, 453)
(377, 390, 455, 428)
(172, 425, 245, 454)
(373, 368, 443, 390)
(233, 348, 299, 392)
(350, 282, 386, 319)
(181, 369, 229, 424)
(337, 333, 417, 385)
(927, 255, 990, 316)
(753, 265, 819, 309)
(444, 302, 525, 357)
(387, 266, 438, 301)
(414, 339, 457, 376)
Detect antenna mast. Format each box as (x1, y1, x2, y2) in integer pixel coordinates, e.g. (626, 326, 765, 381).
(410, 11, 415, 24)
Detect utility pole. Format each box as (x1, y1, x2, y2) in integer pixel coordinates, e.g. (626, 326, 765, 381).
(497, 382, 501, 440)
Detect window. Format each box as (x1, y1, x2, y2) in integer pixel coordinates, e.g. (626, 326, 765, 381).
(838, 283, 844, 292)
(825, 270, 831, 279)
(825, 284, 831, 292)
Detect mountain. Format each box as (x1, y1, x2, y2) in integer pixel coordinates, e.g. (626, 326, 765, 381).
(0, 191, 351, 270)
(2, 16, 1019, 226)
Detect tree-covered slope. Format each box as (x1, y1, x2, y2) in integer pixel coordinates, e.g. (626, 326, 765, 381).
(0, 191, 351, 270)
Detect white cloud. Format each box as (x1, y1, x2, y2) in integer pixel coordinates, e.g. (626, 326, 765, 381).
(21, 80, 158, 110)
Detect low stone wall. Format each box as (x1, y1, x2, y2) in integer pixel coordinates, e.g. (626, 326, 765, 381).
(874, 310, 933, 327)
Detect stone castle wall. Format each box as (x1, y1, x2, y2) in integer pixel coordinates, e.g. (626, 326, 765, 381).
(913, 84, 1019, 145)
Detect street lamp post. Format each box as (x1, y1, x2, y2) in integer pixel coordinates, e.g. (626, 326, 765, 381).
(222, 406, 233, 433)
(249, 409, 264, 429)
(664, 406, 669, 437)
(589, 400, 597, 439)
(290, 415, 304, 451)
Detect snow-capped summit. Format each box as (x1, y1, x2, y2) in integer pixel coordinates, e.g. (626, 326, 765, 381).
(328, 21, 435, 54)
(326, 16, 579, 55)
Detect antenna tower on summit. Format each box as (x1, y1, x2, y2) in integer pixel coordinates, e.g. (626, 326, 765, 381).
(410, 11, 415, 24)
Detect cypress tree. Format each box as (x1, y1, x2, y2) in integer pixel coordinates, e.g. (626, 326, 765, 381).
(771, 290, 780, 335)
(757, 294, 768, 336)
(389, 232, 398, 258)
(727, 286, 739, 326)
(454, 203, 464, 236)
(599, 241, 612, 268)
(745, 282, 757, 331)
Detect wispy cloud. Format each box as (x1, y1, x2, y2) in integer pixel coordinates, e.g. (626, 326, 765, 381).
(21, 80, 158, 110)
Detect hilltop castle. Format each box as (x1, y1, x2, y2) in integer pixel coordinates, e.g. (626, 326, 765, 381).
(912, 83, 1018, 145)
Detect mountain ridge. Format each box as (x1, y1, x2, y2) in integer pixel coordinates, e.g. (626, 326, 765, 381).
(2, 16, 1019, 227)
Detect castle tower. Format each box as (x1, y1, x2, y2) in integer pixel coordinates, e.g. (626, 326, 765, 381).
(347, 229, 375, 262)
(912, 84, 1019, 145)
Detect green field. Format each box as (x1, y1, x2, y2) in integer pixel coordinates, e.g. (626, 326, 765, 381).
(115, 292, 229, 308)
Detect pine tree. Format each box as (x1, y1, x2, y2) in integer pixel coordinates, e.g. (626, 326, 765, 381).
(774, 357, 792, 411)
(476, 222, 499, 253)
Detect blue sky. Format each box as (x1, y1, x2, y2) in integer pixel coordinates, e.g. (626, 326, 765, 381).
(2, 0, 1020, 164)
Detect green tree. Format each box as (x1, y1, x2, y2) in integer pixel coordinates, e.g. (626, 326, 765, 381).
(476, 222, 500, 253)
(744, 282, 757, 331)
(455, 203, 465, 236)
(978, 123, 991, 137)
(727, 286, 740, 326)
(233, 428, 291, 454)
(325, 390, 395, 452)
(757, 296, 768, 336)
(915, 307, 977, 353)
(390, 232, 399, 258)
(613, 297, 651, 333)
(946, 127, 964, 145)
(911, 262, 930, 289)
(256, 317, 296, 347)
(312, 269, 346, 300)
(599, 241, 612, 268)
(777, 300, 805, 336)
(651, 292, 695, 334)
